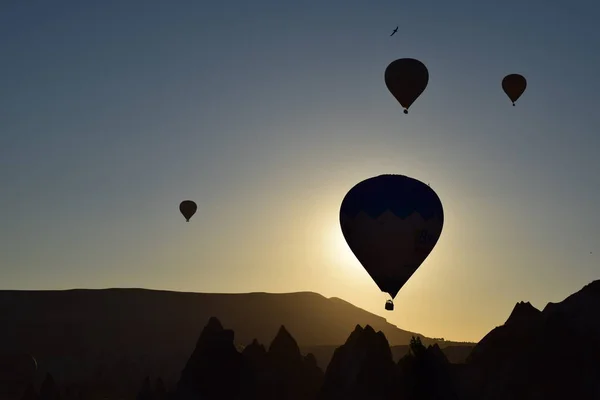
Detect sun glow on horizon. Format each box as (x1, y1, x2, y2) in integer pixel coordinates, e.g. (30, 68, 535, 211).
(321, 222, 369, 281)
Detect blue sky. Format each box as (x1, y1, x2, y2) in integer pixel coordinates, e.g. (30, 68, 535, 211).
(1, 0, 599, 341)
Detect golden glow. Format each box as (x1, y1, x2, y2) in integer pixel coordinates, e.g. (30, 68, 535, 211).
(322, 222, 365, 278)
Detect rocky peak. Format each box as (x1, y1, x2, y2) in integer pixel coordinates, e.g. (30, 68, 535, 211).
(176, 317, 245, 399)
(543, 280, 600, 314)
(242, 339, 267, 359)
(39, 373, 60, 400)
(195, 316, 232, 347)
(241, 326, 323, 399)
(427, 343, 449, 364)
(355, 325, 393, 363)
(581, 279, 600, 294)
(242, 338, 269, 379)
(268, 325, 302, 364)
(505, 301, 542, 326)
(542, 279, 600, 340)
(304, 353, 318, 369)
(465, 280, 600, 399)
(553, 280, 600, 308)
(205, 316, 223, 331)
(345, 324, 364, 344)
(320, 324, 395, 399)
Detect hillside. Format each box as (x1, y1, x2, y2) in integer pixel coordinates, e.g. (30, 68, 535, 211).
(460, 280, 600, 399)
(0, 288, 471, 361)
(4, 281, 599, 399)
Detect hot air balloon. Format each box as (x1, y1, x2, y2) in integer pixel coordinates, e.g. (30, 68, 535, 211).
(179, 200, 197, 222)
(384, 58, 429, 114)
(339, 174, 444, 310)
(502, 74, 527, 106)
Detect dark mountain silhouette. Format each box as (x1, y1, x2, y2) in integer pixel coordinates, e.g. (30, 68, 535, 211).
(504, 301, 542, 327)
(3, 280, 600, 399)
(174, 317, 322, 400)
(462, 280, 600, 399)
(320, 324, 396, 399)
(265, 325, 324, 399)
(0, 289, 467, 352)
(396, 338, 460, 400)
(302, 343, 474, 370)
(39, 373, 60, 400)
(0, 288, 471, 390)
(176, 317, 246, 399)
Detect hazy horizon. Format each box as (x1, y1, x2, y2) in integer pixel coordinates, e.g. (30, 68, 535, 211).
(2, 0, 600, 343)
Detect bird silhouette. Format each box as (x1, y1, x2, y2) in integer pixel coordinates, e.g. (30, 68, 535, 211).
(390, 26, 398, 36)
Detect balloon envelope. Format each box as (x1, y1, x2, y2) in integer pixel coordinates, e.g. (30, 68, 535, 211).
(339, 174, 444, 299)
(179, 200, 197, 222)
(502, 74, 527, 105)
(384, 58, 429, 114)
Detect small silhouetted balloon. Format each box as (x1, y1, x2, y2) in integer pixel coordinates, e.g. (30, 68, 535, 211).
(179, 200, 197, 222)
(384, 58, 429, 114)
(502, 74, 527, 106)
(340, 175, 444, 304)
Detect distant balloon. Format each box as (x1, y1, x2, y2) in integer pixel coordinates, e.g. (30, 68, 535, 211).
(179, 200, 197, 222)
(384, 58, 429, 114)
(502, 74, 527, 106)
(340, 174, 444, 310)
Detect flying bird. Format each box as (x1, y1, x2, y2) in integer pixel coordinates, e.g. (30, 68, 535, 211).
(390, 26, 398, 36)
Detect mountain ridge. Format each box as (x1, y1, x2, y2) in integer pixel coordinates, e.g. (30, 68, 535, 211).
(3, 280, 599, 399)
(0, 288, 473, 352)
(461, 279, 600, 399)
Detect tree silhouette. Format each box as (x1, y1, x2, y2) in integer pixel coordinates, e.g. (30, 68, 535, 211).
(409, 336, 426, 358)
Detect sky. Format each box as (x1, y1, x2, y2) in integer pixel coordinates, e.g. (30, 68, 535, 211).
(1, 0, 600, 343)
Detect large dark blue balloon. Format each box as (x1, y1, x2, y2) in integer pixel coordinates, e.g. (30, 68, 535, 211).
(340, 175, 444, 303)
